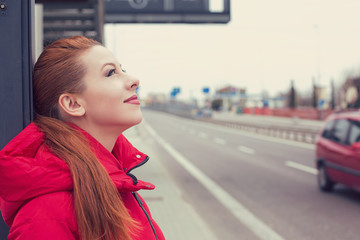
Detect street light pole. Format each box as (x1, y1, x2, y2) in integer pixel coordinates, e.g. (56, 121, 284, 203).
(313, 24, 321, 87)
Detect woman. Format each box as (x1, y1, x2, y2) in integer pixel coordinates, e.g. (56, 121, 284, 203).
(0, 36, 165, 240)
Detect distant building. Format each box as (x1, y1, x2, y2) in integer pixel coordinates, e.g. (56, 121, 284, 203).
(145, 92, 168, 105)
(215, 85, 247, 111)
(214, 85, 289, 113)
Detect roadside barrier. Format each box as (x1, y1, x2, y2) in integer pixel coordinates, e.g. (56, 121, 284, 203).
(198, 118, 319, 144)
(145, 106, 320, 144)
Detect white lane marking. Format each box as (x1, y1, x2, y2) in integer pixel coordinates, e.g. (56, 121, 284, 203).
(144, 122, 286, 240)
(213, 137, 226, 145)
(199, 132, 208, 139)
(237, 146, 255, 155)
(285, 161, 318, 175)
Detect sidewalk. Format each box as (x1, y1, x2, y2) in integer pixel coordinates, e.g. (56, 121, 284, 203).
(124, 125, 217, 240)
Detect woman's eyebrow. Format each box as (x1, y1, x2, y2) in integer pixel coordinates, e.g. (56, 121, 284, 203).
(101, 62, 116, 70)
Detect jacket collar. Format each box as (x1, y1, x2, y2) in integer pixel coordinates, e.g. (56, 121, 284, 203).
(74, 124, 155, 191)
(0, 122, 154, 226)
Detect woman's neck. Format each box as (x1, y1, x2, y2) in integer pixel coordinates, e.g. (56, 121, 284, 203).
(71, 121, 125, 152)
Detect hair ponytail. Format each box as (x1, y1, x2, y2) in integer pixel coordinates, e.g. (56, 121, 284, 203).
(33, 36, 137, 240)
(35, 116, 136, 240)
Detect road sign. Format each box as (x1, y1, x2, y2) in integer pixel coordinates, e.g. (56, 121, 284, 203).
(170, 87, 181, 98)
(105, 0, 231, 24)
(203, 87, 210, 93)
(318, 99, 325, 109)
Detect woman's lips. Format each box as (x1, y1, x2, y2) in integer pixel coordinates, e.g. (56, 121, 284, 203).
(124, 95, 140, 105)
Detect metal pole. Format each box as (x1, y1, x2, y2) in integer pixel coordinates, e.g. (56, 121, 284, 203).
(0, 0, 34, 237)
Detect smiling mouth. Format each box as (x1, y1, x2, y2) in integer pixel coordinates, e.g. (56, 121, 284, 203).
(124, 95, 137, 102)
(124, 95, 140, 105)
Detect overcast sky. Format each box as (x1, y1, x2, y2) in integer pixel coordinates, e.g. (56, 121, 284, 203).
(104, 0, 360, 101)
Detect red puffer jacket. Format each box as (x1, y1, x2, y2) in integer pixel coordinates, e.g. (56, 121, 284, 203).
(0, 123, 165, 240)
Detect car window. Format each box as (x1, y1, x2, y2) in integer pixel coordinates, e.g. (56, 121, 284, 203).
(331, 119, 351, 145)
(322, 120, 336, 139)
(348, 120, 360, 145)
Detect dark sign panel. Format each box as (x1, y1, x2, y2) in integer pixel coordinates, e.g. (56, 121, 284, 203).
(173, 0, 207, 13)
(105, 0, 164, 13)
(105, 0, 230, 24)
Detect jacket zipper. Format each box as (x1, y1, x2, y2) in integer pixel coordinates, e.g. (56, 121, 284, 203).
(132, 192, 159, 240)
(126, 156, 150, 185)
(127, 156, 159, 239)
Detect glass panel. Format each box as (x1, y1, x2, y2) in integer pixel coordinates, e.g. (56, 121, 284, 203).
(332, 119, 351, 145)
(348, 121, 360, 145)
(322, 120, 336, 139)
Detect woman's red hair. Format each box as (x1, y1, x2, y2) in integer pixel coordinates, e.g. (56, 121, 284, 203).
(33, 36, 135, 240)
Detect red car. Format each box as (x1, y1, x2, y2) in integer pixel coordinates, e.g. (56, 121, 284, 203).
(316, 111, 360, 192)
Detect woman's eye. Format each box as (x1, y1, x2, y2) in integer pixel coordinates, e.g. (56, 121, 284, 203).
(107, 69, 116, 77)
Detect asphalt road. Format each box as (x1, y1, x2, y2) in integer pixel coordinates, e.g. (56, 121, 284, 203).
(141, 109, 360, 240)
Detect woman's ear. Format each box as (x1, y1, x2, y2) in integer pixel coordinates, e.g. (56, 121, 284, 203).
(58, 93, 85, 117)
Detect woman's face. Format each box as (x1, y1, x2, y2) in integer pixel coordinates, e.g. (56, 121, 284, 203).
(78, 45, 142, 131)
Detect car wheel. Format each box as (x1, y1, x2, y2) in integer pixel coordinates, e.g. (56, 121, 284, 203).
(317, 164, 335, 192)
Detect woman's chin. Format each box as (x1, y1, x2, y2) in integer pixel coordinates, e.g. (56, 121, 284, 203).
(127, 113, 143, 128)
(133, 115, 143, 126)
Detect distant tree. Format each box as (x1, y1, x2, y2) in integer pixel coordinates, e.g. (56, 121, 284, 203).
(330, 79, 335, 110)
(312, 78, 318, 109)
(341, 75, 360, 109)
(211, 98, 223, 111)
(297, 90, 312, 107)
(288, 79, 297, 109)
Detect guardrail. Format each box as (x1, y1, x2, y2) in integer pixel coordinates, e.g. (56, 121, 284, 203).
(197, 118, 320, 144)
(145, 105, 321, 144)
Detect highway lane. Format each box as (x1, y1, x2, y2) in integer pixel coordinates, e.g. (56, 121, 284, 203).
(141, 109, 360, 240)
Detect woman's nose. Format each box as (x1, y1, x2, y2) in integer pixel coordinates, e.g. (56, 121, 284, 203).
(127, 75, 140, 90)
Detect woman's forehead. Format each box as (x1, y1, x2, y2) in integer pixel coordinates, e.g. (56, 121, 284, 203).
(81, 45, 118, 67)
